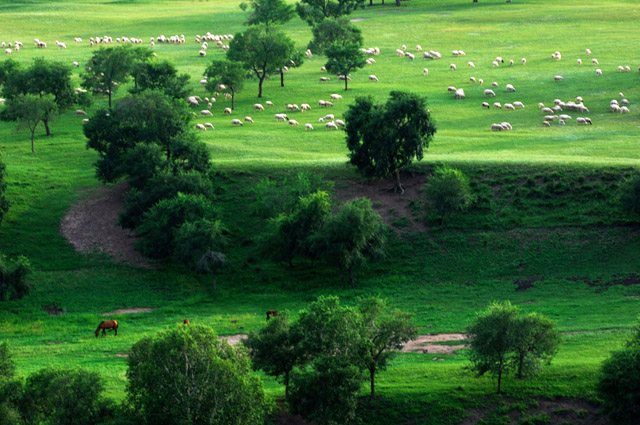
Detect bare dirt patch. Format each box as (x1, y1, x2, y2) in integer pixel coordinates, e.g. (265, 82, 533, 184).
(401, 333, 467, 355)
(60, 182, 152, 268)
(101, 308, 154, 316)
(115, 353, 129, 358)
(219, 334, 248, 345)
(568, 274, 640, 292)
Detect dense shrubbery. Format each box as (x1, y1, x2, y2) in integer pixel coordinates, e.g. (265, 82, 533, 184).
(423, 165, 474, 225)
(0, 255, 31, 301)
(618, 173, 640, 216)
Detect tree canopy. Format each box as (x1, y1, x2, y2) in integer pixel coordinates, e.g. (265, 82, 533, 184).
(324, 42, 367, 91)
(204, 60, 246, 109)
(7, 94, 57, 153)
(130, 58, 190, 99)
(241, 0, 295, 27)
(423, 165, 474, 225)
(308, 17, 363, 53)
(296, 0, 366, 25)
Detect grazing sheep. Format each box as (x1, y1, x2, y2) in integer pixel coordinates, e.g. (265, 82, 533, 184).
(326, 121, 338, 130)
(447, 86, 457, 92)
(492, 60, 500, 67)
(542, 121, 551, 127)
(552, 105, 563, 113)
(318, 100, 326, 107)
(585, 48, 592, 55)
(416, 45, 422, 51)
(196, 123, 206, 131)
(576, 96, 583, 103)
(491, 123, 505, 131)
(513, 101, 525, 108)
(610, 99, 619, 105)
(478, 78, 484, 85)
(199, 50, 206, 56)
(301, 103, 311, 112)
(482, 102, 490, 109)
(541, 107, 554, 114)
(288, 119, 299, 126)
(469, 76, 476, 83)
(73, 61, 79, 68)
(320, 66, 326, 72)
(305, 49, 312, 57)
(395, 49, 405, 56)
(231, 119, 243, 126)
(484, 89, 496, 97)
(366, 58, 376, 65)
(509, 59, 514, 66)
(401, 44, 407, 50)
(423, 68, 429, 75)
(455, 88, 465, 99)
(275, 114, 288, 122)
(595, 69, 602, 76)
(618, 65, 624, 72)
(82, 118, 89, 123)
(538, 103, 545, 108)
(201, 110, 213, 116)
(254, 103, 265, 111)
(506, 84, 515, 92)
(324, 101, 334, 107)
(621, 106, 630, 113)
(554, 75, 563, 81)
(577, 58, 582, 65)
(501, 122, 512, 130)
(504, 103, 515, 110)
(319, 77, 330, 82)
(621, 99, 629, 105)
(305, 123, 313, 130)
(266, 101, 274, 107)
(544, 115, 557, 121)
(199, 79, 208, 85)
(552, 51, 561, 61)
(423, 52, 434, 60)
(625, 65, 631, 72)
(406, 53, 415, 61)
(318, 117, 324, 122)
(75, 110, 87, 116)
(610, 104, 621, 113)
(450, 63, 457, 71)
(619, 92, 625, 98)
(324, 114, 335, 121)
(493, 102, 502, 109)
(330, 94, 342, 100)
(577, 117, 592, 125)
(491, 82, 498, 87)
(496, 56, 504, 63)
(204, 122, 214, 129)
(468, 61, 475, 68)
(335, 119, 345, 127)
(558, 119, 565, 125)
(368, 75, 379, 82)
(592, 58, 599, 65)
(559, 114, 572, 120)
(521, 58, 526, 65)
(224, 107, 232, 115)
(4, 48, 11, 55)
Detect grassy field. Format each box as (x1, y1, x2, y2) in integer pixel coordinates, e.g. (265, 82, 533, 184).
(1, 0, 640, 423)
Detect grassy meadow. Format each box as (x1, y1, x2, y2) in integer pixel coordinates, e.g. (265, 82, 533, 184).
(1, 0, 640, 423)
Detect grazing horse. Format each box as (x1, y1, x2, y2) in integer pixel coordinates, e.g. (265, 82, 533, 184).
(183, 319, 190, 325)
(266, 310, 279, 321)
(95, 320, 118, 337)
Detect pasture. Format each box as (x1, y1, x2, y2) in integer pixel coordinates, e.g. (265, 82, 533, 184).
(1, 0, 640, 423)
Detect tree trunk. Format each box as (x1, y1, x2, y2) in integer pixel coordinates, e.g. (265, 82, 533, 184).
(395, 169, 405, 194)
(284, 371, 290, 399)
(258, 77, 264, 98)
(473, 0, 478, 2)
(396, 0, 400, 5)
(30, 130, 35, 153)
(497, 362, 503, 394)
(212, 271, 217, 290)
(231, 90, 235, 110)
(344, 77, 348, 91)
(280, 70, 284, 88)
(516, 353, 524, 379)
(43, 119, 51, 136)
(369, 0, 372, 4)
(370, 367, 376, 399)
(108, 91, 112, 109)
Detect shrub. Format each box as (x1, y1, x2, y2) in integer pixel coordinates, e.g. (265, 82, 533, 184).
(597, 343, 640, 423)
(424, 165, 474, 225)
(619, 173, 640, 216)
(0, 255, 31, 301)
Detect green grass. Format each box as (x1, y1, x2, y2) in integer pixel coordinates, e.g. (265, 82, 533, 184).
(1, 0, 640, 423)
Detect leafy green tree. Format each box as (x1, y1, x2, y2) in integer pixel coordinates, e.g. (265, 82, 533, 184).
(226, 25, 295, 98)
(344, 91, 436, 193)
(127, 325, 268, 425)
(135, 193, 217, 259)
(296, 0, 366, 25)
(308, 17, 363, 52)
(264, 190, 331, 271)
(311, 197, 385, 285)
(82, 46, 140, 109)
(130, 59, 190, 99)
(196, 250, 228, 290)
(423, 165, 474, 225)
(619, 173, 640, 216)
(0, 342, 21, 425)
(204, 60, 246, 110)
(0, 254, 31, 301)
(511, 313, 560, 379)
(240, 0, 295, 27)
(173, 219, 226, 270)
(0, 155, 9, 227)
(466, 301, 519, 394)
(278, 50, 305, 88)
(244, 311, 300, 398)
(0, 58, 20, 88)
(357, 296, 417, 398)
(597, 343, 640, 423)
(324, 42, 367, 91)
(6, 94, 57, 153)
(19, 368, 113, 425)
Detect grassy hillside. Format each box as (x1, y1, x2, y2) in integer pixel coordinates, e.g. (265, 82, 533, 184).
(0, 0, 639, 423)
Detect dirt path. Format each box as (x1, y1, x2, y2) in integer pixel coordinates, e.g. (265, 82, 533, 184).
(101, 308, 154, 316)
(60, 183, 151, 268)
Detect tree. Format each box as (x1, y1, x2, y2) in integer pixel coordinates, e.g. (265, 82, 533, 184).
(127, 325, 267, 425)
(423, 165, 474, 225)
(196, 251, 228, 290)
(597, 344, 640, 423)
(296, 0, 366, 25)
(466, 301, 518, 394)
(226, 25, 294, 98)
(511, 313, 560, 379)
(308, 17, 363, 53)
(357, 296, 417, 399)
(174, 218, 226, 270)
(344, 91, 436, 193)
(0, 254, 31, 301)
(311, 197, 385, 285)
(0, 155, 9, 227)
(241, 0, 295, 28)
(278, 50, 305, 88)
(619, 173, 640, 216)
(324, 42, 367, 91)
(244, 311, 300, 398)
(204, 60, 246, 110)
(7, 94, 57, 153)
(130, 59, 190, 99)
(82, 46, 137, 109)
(0, 342, 21, 425)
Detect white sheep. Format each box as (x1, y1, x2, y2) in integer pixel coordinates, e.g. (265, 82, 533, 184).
(196, 123, 206, 131)
(544, 115, 557, 121)
(335, 119, 345, 127)
(501, 122, 512, 130)
(275, 114, 288, 122)
(493, 102, 502, 109)
(538, 103, 545, 109)
(576, 96, 583, 103)
(395, 49, 405, 56)
(467, 61, 475, 68)
(319, 77, 330, 82)
(231, 119, 243, 126)
(513, 101, 525, 109)
(558, 119, 565, 125)
(320, 66, 326, 72)
(521, 58, 526, 65)
(416, 45, 422, 51)
(301, 104, 311, 112)
(423, 68, 429, 75)
(495, 56, 504, 63)
(506, 84, 515, 92)
(621, 99, 629, 105)
(423, 52, 434, 60)
(484, 89, 496, 97)
(4, 49, 11, 55)
(455, 88, 465, 99)
(450, 63, 457, 71)
(478, 78, 484, 85)
(324, 101, 334, 107)
(491, 123, 505, 131)
(330, 94, 342, 100)
(619, 92, 625, 98)
(368, 75, 379, 82)
(592, 58, 599, 65)
(75, 110, 87, 116)
(266, 101, 274, 107)
(595, 69, 602, 76)
(401, 44, 407, 50)
(610, 104, 621, 113)
(82, 118, 89, 123)
(224, 107, 232, 115)
(204, 122, 214, 129)
(621, 106, 630, 113)
(618, 65, 624, 72)
(577, 58, 582, 65)
(288, 119, 299, 126)
(509, 59, 514, 66)
(73, 61, 79, 67)
(324, 114, 335, 121)
(447, 86, 457, 92)
(482, 102, 490, 109)
(585, 48, 592, 55)
(406, 53, 415, 61)
(326, 121, 338, 130)
(504, 103, 515, 110)
(492, 60, 500, 67)
(201, 110, 213, 116)
(491, 82, 499, 87)
(559, 114, 572, 120)
(244, 116, 254, 123)
(469, 76, 476, 83)
(199, 79, 207, 85)
(541, 107, 554, 114)
(542, 121, 551, 127)
(625, 66, 631, 72)
(254, 103, 265, 111)
(305, 123, 314, 130)
(318, 117, 324, 122)
(199, 50, 206, 56)
(554, 75, 563, 81)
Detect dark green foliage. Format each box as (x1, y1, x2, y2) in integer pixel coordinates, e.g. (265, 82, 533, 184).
(423, 165, 474, 225)
(130, 59, 190, 99)
(226, 25, 294, 98)
(0, 255, 31, 301)
(195, 250, 228, 290)
(0, 156, 8, 227)
(19, 368, 113, 425)
(0, 341, 15, 381)
(311, 197, 386, 285)
(135, 193, 217, 259)
(296, 0, 366, 25)
(173, 219, 225, 269)
(251, 171, 330, 218)
(241, 0, 295, 27)
(126, 325, 268, 425)
(511, 313, 560, 379)
(278, 49, 305, 88)
(308, 17, 363, 52)
(244, 311, 299, 398)
(120, 143, 167, 190)
(6, 93, 57, 153)
(0, 58, 20, 88)
(324, 42, 367, 91)
(118, 171, 214, 230)
(618, 173, 640, 216)
(0, 343, 21, 425)
(344, 91, 436, 193)
(203, 60, 246, 109)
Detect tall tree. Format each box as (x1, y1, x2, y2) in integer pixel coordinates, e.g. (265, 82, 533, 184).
(130, 59, 190, 99)
(204, 60, 246, 110)
(82, 46, 138, 109)
(311, 197, 385, 285)
(227, 25, 295, 98)
(511, 313, 560, 379)
(7, 94, 57, 153)
(308, 17, 363, 53)
(344, 91, 436, 193)
(296, 0, 366, 25)
(324, 42, 367, 91)
(241, 0, 295, 28)
(357, 296, 417, 399)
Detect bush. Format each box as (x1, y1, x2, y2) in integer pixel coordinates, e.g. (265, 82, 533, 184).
(619, 173, 640, 216)
(597, 343, 640, 423)
(423, 165, 474, 225)
(0, 255, 31, 301)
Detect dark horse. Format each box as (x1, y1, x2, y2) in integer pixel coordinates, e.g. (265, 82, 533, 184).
(183, 319, 190, 325)
(266, 310, 279, 321)
(95, 320, 118, 337)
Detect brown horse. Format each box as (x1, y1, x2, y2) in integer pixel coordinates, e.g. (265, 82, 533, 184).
(183, 319, 190, 325)
(266, 310, 279, 321)
(95, 320, 118, 337)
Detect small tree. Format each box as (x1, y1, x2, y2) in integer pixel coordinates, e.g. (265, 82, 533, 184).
(423, 165, 474, 225)
(244, 311, 299, 398)
(173, 219, 226, 269)
(196, 251, 228, 290)
(296, 0, 366, 25)
(344, 92, 437, 193)
(357, 296, 417, 399)
(308, 17, 363, 53)
(82, 46, 137, 109)
(0, 255, 31, 301)
(466, 301, 518, 394)
(511, 313, 560, 379)
(226, 26, 294, 98)
(324, 42, 367, 91)
(7, 94, 57, 153)
(240, 0, 295, 28)
(311, 197, 385, 285)
(130, 59, 190, 99)
(127, 325, 268, 425)
(597, 343, 640, 423)
(204, 60, 246, 110)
